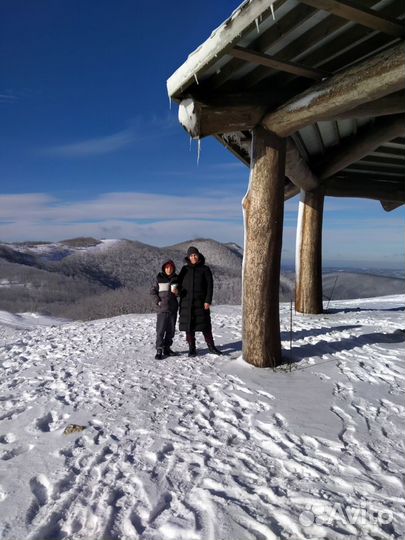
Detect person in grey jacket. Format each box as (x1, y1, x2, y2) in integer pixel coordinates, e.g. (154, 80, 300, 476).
(150, 259, 179, 359)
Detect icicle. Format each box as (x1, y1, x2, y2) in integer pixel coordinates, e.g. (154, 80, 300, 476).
(255, 17, 260, 33)
(194, 73, 199, 85)
(168, 95, 172, 110)
(197, 139, 201, 165)
(270, 3, 276, 21)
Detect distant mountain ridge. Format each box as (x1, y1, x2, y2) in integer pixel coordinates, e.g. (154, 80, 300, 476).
(0, 237, 403, 320)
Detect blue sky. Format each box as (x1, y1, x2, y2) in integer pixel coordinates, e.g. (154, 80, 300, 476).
(1, 0, 404, 268)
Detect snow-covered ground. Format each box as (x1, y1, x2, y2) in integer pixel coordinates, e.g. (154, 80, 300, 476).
(0, 296, 404, 540)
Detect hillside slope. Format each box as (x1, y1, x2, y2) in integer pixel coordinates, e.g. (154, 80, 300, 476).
(1, 238, 403, 320)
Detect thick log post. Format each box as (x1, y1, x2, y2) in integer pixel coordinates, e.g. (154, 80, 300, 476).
(242, 127, 286, 368)
(296, 189, 324, 314)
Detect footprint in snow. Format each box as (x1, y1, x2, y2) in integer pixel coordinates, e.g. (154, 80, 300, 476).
(0, 444, 30, 461)
(29, 474, 53, 506)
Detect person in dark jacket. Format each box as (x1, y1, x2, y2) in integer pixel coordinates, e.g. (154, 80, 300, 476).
(150, 259, 179, 360)
(177, 246, 222, 357)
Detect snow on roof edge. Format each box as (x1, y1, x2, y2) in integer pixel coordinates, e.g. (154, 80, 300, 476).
(167, 0, 276, 99)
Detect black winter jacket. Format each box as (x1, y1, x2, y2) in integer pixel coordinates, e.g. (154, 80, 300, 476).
(150, 260, 179, 314)
(177, 253, 213, 332)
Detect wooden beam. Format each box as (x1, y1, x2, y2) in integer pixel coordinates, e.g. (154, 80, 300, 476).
(262, 42, 405, 137)
(317, 114, 405, 179)
(333, 91, 405, 120)
(241, 0, 387, 89)
(230, 46, 328, 80)
(242, 127, 285, 368)
(285, 139, 320, 190)
(178, 95, 269, 139)
(167, 0, 284, 99)
(178, 94, 321, 191)
(322, 176, 405, 202)
(344, 163, 404, 175)
(359, 155, 405, 167)
(373, 144, 405, 158)
(380, 201, 404, 211)
(296, 189, 324, 314)
(211, 3, 316, 89)
(284, 181, 300, 200)
(298, 0, 404, 37)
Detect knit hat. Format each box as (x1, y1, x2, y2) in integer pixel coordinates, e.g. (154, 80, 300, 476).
(187, 246, 200, 257)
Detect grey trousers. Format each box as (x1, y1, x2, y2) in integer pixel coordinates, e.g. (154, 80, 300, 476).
(156, 311, 177, 350)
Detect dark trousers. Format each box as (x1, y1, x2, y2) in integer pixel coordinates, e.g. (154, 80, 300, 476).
(186, 330, 215, 348)
(156, 311, 177, 350)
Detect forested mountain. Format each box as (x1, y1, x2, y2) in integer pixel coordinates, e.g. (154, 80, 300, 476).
(1, 237, 403, 320)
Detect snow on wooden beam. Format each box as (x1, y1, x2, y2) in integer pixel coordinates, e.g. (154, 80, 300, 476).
(262, 42, 405, 137)
(333, 91, 405, 120)
(298, 0, 405, 37)
(179, 95, 321, 193)
(178, 95, 269, 139)
(167, 0, 278, 100)
(317, 114, 405, 180)
(242, 127, 285, 368)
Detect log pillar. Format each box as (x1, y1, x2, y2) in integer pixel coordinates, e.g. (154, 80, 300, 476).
(242, 127, 286, 367)
(295, 188, 324, 314)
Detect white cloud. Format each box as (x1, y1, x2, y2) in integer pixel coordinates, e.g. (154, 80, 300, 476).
(0, 218, 244, 246)
(0, 93, 18, 104)
(41, 128, 136, 157)
(0, 192, 403, 266)
(0, 192, 244, 221)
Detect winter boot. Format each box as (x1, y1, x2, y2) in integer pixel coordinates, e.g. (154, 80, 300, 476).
(155, 348, 164, 360)
(188, 345, 197, 357)
(164, 347, 177, 356)
(207, 344, 223, 356)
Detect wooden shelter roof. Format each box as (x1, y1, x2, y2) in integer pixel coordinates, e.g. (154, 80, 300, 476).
(167, 0, 405, 207)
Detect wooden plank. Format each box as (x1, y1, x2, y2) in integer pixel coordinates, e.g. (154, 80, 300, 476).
(167, 0, 283, 99)
(373, 145, 405, 158)
(262, 44, 405, 137)
(242, 0, 382, 89)
(242, 127, 285, 368)
(359, 155, 405, 166)
(250, 0, 403, 92)
(298, 0, 404, 37)
(344, 163, 404, 175)
(210, 2, 316, 89)
(313, 123, 326, 153)
(230, 46, 328, 80)
(336, 171, 405, 182)
(316, 114, 405, 179)
(323, 176, 405, 201)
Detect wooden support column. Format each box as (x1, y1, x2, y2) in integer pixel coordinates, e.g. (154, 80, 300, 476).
(295, 189, 324, 314)
(242, 127, 286, 368)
